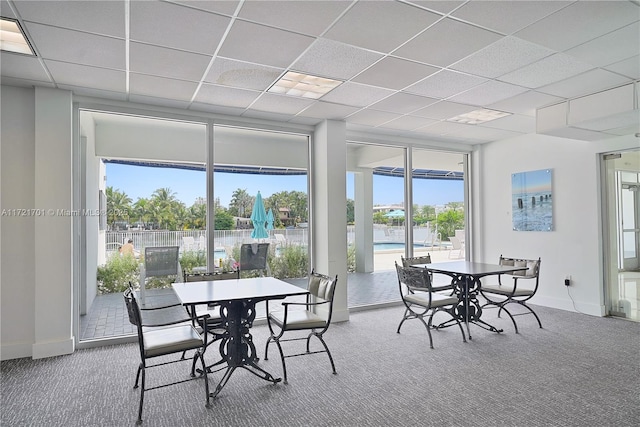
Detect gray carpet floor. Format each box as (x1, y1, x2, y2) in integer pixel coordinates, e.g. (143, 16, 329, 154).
(2, 304, 639, 427)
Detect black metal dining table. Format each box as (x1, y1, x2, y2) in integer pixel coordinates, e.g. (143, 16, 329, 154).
(172, 277, 308, 398)
(413, 261, 527, 339)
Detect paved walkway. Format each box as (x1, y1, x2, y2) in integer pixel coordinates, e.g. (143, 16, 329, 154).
(80, 248, 462, 341)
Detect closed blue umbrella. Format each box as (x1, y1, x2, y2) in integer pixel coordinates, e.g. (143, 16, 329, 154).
(250, 191, 269, 239)
(266, 208, 275, 230)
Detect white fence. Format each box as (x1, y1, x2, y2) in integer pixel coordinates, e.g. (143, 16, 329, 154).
(106, 228, 308, 255)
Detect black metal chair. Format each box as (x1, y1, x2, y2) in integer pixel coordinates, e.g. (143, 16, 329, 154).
(400, 254, 454, 293)
(123, 287, 209, 425)
(479, 256, 542, 333)
(240, 243, 271, 277)
(395, 262, 466, 349)
(264, 270, 338, 384)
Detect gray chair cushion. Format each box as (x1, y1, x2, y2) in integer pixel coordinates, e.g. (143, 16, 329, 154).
(481, 284, 533, 297)
(405, 292, 458, 308)
(269, 309, 327, 330)
(143, 324, 203, 357)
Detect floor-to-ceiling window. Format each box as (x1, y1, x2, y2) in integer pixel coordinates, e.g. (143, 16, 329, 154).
(346, 141, 468, 309)
(76, 110, 310, 344)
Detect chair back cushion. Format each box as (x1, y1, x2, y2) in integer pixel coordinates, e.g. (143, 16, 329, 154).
(240, 243, 270, 271)
(500, 256, 540, 278)
(145, 246, 180, 277)
(308, 272, 336, 301)
(401, 254, 432, 267)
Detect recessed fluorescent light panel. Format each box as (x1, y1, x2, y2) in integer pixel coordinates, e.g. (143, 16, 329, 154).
(0, 18, 35, 55)
(447, 108, 511, 124)
(268, 72, 342, 99)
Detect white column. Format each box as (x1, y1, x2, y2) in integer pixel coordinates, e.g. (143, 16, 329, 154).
(33, 87, 75, 358)
(312, 120, 348, 322)
(354, 170, 374, 272)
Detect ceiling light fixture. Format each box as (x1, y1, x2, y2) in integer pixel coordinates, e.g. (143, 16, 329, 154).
(268, 71, 342, 99)
(447, 108, 511, 125)
(0, 17, 35, 55)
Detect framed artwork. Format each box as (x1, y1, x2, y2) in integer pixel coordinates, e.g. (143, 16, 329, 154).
(512, 169, 553, 231)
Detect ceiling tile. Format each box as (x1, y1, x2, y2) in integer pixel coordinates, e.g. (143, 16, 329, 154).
(324, 1, 441, 53)
(129, 42, 211, 81)
(451, 36, 554, 78)
(446, 124, 523, 141)
(247, 93, 314, 114)
(172, 1, 241, 16)
(346, 110, 402, 127)
(0, 0, 17, 19)
(129, 73, 198, 102)
(190, 103, 247, 116)
(57, 84, 127, 102)
(603, 55, 640, 80)
(369, 92, 438, 114)
(193, 84, 260, 108)
(565, 22, 640, 68)
(288, 115, 323, 126)
(242, 109, 296, 122)
(451, 1, 571, 35)
(0, 75, 55, 88)
(498, 53, 594, 89)
(44, 60, 125, 93)
(237, 0, 350, 36)
(411, 101, 478, 120)
(352, 57, 439, 90)
(130, 1, 231, 54)
(379, 115, 438, 131)
(487, 90, 564, 117)
(204, 57, 282, 90)
(448, 80, 529, 106)
(479, 114, 535, 133)
(0, 52, 51, 82)
(24, 23, 125, 69)
(297, 101, 360, 120)
(514, 1, 640, 51)
(218, 20, 314, 68)
(129, 93, 191, 109)
(537, 69, 632, 99)
(15, 0, 125, 38)
(320, 82, 395, 108)
(292, 38, 383, 80)
(405, 69, 487, 99)
(414, 120, 467, 135)
(405, 1, 464, 15)
(393, 18, 502, 67)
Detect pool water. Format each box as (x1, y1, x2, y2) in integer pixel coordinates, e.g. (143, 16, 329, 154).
(374, 243, 428, 251)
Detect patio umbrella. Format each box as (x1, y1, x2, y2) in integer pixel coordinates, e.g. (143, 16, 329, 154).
(250, 191, 269, 239)
(266, 208, 275, 230)
(384, 209, 405, 226)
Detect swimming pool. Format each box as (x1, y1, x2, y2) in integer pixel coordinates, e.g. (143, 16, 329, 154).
(374, 242, 429, 251)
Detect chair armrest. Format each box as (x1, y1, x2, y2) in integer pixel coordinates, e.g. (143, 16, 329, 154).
(140, 305, 206, 327)
(282, 300, 329, 308)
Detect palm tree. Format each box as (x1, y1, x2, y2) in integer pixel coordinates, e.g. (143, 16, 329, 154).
(229, 189, 253, 218)
(105, 186, 131, 227)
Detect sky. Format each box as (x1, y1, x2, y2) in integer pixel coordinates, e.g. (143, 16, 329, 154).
(106, 163, 464, 208)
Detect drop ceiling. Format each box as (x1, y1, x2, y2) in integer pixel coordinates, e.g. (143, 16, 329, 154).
(1, 0, 638, 145)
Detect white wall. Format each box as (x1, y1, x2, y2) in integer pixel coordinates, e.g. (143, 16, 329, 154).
(475, 132, 639, 316)
(1, 86, 36, 359)
(0, 86, 74, 360)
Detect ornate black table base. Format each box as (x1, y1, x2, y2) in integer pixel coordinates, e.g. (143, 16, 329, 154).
(209, 299, 281, 398)
(435, 273, 503, 340)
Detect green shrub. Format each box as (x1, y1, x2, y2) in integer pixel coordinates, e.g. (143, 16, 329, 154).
(269, 245, 309, 279)
(179, 250, 207, 273)
(97, 254, 139, 294)
(347, 244, 356, 273)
